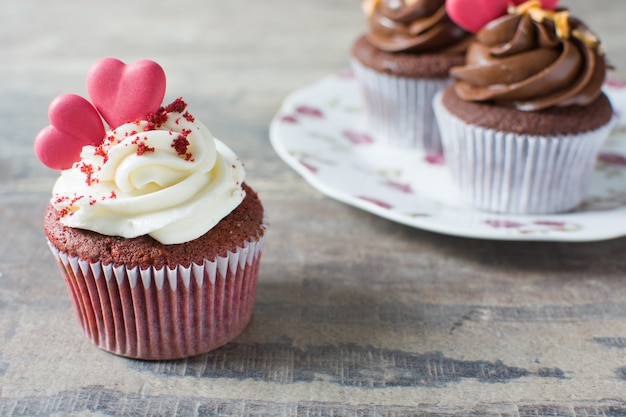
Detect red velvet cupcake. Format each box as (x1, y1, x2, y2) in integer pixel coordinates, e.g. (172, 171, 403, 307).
(35, 58, 267, 360)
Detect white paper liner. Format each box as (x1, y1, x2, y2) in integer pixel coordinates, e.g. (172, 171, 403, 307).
(433, 91, 615, 214)
(351, 58, 450, 151)
(48, 232, 266, 360)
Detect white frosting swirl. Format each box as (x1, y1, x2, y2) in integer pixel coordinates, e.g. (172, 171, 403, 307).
(51, 102, 246, 245)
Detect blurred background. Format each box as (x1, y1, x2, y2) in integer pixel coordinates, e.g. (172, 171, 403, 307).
(2, 0, 624, 170)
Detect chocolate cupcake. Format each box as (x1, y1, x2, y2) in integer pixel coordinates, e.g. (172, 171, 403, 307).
(433, 1, 615, 214)
(351, 0, 472, 151)
(35, 58, 267, 360)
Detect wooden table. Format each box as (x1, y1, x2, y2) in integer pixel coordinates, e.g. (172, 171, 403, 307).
(2, 0, 626, 415)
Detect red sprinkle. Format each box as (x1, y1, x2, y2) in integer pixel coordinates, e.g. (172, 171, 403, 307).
(145, 109, 168, 130)
(164, 97, 188, 114)
(54, 195, 70, 205)
(172, 128, 193, 160)
(145, 98, 190, 131)
(57, 195, 83, 218)
(94, 145, 109, 164)
(172, 135, 190, 155)
(183, 111, 195, 122)
(79, 163, 98, 185)
(137, 141, 155, 156)
(101, 190, 117, 201)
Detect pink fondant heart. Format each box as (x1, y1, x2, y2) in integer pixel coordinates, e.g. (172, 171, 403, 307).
(447, 0, 509, 33)
(87, 58, 166, 128)
(447, 0, 560, 33)
(34, 94, 106, 170)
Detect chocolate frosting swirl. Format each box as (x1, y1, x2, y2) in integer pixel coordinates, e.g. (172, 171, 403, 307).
(365, 0, 471, 54)
(450, 11, 607, 111)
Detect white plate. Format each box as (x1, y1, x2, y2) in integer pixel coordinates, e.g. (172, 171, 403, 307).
(270, 72, 626, 241)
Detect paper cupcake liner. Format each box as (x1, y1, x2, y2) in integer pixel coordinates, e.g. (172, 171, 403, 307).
(351, 59, 450, 151)
(433, 91, 615, 214)
(48, 232, 265, 360)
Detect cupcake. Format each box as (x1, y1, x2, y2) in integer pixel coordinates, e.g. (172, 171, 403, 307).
(35, 58, 267, 360)
(433, 0, 614, 214)
(351, 0, 472, 151)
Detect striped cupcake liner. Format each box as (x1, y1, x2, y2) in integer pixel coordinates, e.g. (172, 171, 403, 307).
(433, 91, 615, 214)
(48, 232, 266, 360)
(351, 59, 450, 152)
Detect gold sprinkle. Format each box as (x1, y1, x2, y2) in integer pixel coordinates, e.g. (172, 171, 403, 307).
(527, 7, 554, 23)
(362, 0, 380, 17)
(403, 0, 419, 5)
(554, 10, 570, 39)
(510, 0, 542, 15)
(572, 28, 600, 48)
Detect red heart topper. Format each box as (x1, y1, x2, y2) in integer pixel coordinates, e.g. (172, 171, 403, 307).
(87, 58, 166, 128)
(447, 0, 559, 33)
(34, 94, 105, 170)
(34, 58, 167, 170)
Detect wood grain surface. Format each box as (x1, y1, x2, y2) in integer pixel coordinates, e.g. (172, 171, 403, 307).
(1, 0, 626, 416)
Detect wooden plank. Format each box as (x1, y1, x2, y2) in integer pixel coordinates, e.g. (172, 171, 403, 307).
(1, 387, 626, 417)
